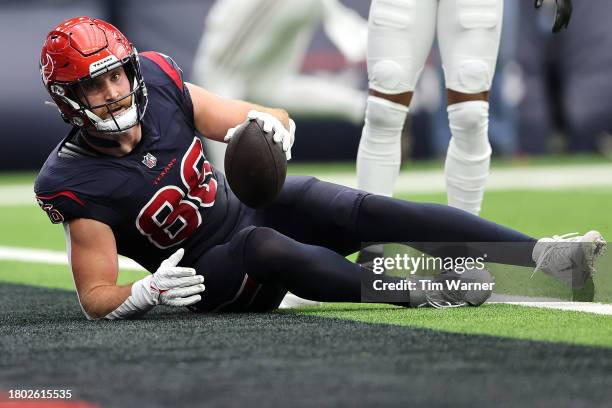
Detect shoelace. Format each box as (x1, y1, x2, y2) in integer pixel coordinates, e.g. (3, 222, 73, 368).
(423, 280, 469, 308)
(422, 299, 468, 309)
(551, 232, 580, 241)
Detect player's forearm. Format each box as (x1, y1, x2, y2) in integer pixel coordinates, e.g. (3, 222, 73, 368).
(79, 283, 133, 320)
(186, 83, 290, 140)
(76, 249, 204, 320)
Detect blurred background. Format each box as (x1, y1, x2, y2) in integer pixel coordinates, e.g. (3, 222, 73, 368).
(2, 0, 612, 170)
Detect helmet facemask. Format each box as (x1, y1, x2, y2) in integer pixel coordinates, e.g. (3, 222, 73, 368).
(48, 49, 148, 134)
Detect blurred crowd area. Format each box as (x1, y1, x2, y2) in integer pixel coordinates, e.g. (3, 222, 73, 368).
(3, 0, 612, 170)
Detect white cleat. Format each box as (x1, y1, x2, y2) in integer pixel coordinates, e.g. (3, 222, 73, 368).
(532, 231, 607, 289)
(278, 293, 321, 309)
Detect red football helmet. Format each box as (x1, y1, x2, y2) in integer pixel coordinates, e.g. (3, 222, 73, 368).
(40, 16, 147, 133)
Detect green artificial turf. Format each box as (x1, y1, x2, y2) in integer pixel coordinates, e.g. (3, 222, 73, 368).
(0, 205, 64, 250)
(286, 302, 612, 348)
(0, 171, 38, 185)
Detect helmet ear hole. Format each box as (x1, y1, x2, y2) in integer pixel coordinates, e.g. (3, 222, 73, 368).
(50, 85, 65, 96)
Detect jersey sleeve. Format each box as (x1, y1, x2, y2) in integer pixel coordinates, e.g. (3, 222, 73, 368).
(35, 188, 122, 227)
(139, 51, 195, 128)
(35, 190, 88, 224)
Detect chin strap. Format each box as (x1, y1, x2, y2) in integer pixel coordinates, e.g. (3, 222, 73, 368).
(81, 132, 122, 148)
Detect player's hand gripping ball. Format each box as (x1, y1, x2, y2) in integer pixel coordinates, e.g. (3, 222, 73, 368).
(224, 113, 291, 208)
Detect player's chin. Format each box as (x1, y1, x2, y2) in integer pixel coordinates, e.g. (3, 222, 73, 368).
(102, 97, 133, 119)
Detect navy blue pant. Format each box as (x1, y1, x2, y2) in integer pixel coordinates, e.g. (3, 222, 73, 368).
(190, 177, 535, 313)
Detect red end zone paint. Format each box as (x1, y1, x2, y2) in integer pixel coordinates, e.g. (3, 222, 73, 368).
(0, 393, 98, 408)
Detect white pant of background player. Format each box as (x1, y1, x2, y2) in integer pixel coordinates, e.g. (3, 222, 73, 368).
(191, 0, 368, 172)
(357, 0, 503, 215)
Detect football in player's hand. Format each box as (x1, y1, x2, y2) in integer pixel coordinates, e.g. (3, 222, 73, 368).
(224, 119, 287, 208)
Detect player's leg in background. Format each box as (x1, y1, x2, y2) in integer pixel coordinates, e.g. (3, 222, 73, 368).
(190, 0, 325, 173)
(437, 0, 503, 215)
(249, 0, 368, 125)
(190, 0, 257, 173)
(253, 75, 367, 125)
(356, 0, 438, 197)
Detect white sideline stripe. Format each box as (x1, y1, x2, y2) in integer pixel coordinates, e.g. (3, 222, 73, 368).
(3, 246, 612, 316)
(0, 185, 37, 205)
(3, 163, 612, 205)
(497, 301, 612, 315)
(0, 246, 146, 271)
(488, 293, 612, 316)
(322, 163, 612, 194)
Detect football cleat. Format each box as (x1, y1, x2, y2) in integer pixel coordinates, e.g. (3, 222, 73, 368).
(532, 230, 607, 289)
(409, 267, 494, 308)
(278, 292, 321, 309)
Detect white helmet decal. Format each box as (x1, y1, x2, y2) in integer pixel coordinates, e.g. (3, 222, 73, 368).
(89, 55, 121, 78)
(40, 53, 54, 86)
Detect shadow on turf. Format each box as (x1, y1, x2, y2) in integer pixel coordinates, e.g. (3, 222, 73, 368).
(3, 283, 612, 407)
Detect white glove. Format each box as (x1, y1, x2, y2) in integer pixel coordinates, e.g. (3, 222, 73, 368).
(145, 248, 205, 307)
(224, 110, 295, 160)
(104, 248, 204, 320)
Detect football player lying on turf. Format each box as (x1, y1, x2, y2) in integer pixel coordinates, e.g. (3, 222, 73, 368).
(36, 17, 606, 320)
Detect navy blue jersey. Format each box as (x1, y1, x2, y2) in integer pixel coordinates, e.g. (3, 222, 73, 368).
(35, 52, 241, 271)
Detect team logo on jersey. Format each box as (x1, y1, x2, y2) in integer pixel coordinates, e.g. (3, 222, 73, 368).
(142, 153, 157, 169)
